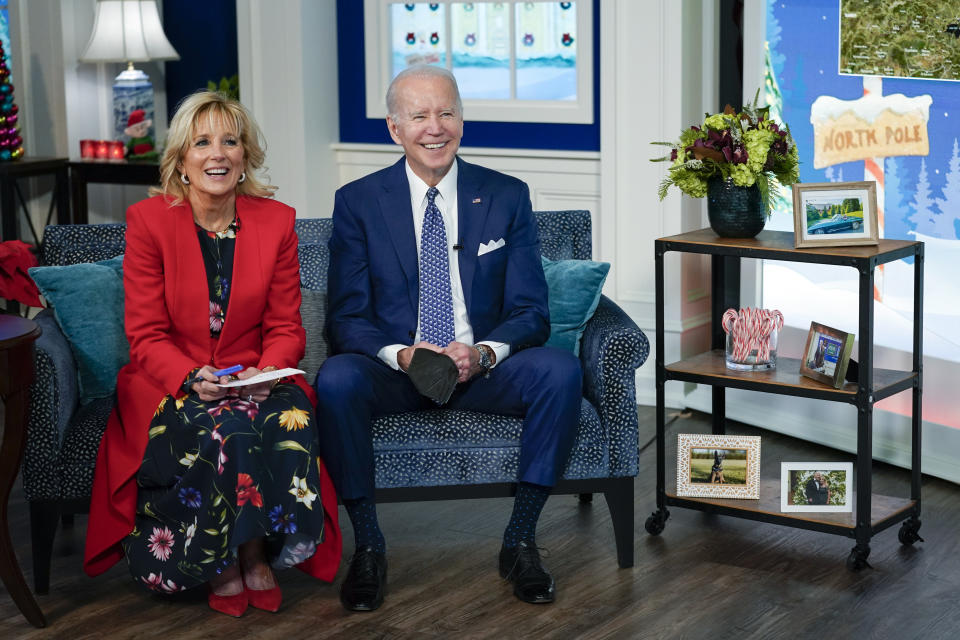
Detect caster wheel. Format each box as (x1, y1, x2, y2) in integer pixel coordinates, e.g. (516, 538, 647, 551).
(645, 514, 665, 536)
(846, 546, 871, 571)
(578, 493, 593, 504)
(898, 520, 924, 546)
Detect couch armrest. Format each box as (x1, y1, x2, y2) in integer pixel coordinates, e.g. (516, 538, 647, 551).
(578, 295, 650, 477)
(24, 309, 80, 501)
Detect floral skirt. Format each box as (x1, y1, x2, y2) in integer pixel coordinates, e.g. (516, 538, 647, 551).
(122, 384, 325, 594)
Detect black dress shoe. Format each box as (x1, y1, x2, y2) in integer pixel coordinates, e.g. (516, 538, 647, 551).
(340, 546, 387, 611)
(498, 540, 555, 604)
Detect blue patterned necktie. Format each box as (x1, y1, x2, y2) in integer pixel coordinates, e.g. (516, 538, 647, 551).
(419, 187, 456, 347)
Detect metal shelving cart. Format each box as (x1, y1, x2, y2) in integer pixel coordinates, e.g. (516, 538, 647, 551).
(647, 228, 924, 569)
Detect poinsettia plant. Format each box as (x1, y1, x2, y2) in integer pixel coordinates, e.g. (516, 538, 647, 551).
(652, 92, 800, 216)
(0, 239, 43, 313)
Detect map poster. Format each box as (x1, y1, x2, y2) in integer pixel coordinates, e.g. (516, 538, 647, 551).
(839, 0, 960, 81)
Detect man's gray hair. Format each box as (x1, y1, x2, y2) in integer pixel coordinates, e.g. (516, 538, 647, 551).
(386, 64, 463, 119)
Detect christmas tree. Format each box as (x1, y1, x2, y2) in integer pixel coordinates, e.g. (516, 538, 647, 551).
(0, 39, 23, 162)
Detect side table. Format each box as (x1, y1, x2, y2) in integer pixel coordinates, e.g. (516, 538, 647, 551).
(0, 314, 45, 627)
(68, 160, 160, 224)
(0, 157, 70, 244)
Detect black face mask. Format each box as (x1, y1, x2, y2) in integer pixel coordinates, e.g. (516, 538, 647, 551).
(407, 348, 458, 405)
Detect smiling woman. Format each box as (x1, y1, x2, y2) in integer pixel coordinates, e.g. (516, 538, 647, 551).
(84, 90, 343, 618)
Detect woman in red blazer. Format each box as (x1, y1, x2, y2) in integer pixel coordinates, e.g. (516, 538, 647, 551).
(83, 91, 340, 617)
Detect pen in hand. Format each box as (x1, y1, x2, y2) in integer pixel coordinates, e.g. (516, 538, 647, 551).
(185, 364, 244, 389)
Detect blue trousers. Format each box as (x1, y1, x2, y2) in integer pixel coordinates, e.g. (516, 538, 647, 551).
(313, 346, 582, 501)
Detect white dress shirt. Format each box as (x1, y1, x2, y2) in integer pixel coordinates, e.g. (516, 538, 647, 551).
(377, 160, 509, 371)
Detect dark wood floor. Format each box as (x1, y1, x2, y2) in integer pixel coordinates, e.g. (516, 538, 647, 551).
(2, 407, 959, 639)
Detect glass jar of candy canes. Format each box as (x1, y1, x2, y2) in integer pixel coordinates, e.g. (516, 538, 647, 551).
(722, 307, 783, 371)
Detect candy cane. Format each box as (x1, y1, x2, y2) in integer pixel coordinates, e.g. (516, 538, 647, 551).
(757, 315, 775, 363)
(752, 309, 783, 364)
(722, 308, 739, 334)
(738, 307, 756, 363)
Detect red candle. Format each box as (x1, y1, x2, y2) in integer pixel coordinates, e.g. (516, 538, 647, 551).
(95, 140, 109, 159)
(80, 139, 96, 159)
(108, 140, 124, 160)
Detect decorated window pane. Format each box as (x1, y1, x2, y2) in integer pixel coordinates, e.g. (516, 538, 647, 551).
(390, 3, 447, 78)
(451, 3, 511, 99)
(515, 1, 577, 100)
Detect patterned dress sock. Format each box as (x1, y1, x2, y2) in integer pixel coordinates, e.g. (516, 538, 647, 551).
(502, 482, 551, 549)
(344, 498, 386, 554)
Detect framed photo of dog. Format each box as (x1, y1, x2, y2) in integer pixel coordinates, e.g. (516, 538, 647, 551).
(676, 434, 761, 499)
(799, 321, 855, 388)
(780, 462, 853, 512)
(792, 181, 879, 248)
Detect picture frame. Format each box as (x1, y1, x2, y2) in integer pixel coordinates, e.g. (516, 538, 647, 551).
(676, 433, 761, 499)
(799, 321, 855, 388)
(780, 462, 853, 512)
(792, 181, 879, 248)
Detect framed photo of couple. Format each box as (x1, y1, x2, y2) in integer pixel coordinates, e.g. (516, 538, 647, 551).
(780, 462, 853, 512)
(792, 181, 879, 248)
(676, 434, 761, 499)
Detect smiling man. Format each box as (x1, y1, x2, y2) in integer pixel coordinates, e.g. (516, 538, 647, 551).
(314, 65, 582, 611)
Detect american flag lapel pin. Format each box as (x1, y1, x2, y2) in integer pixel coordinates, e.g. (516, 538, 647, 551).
(472, 197, 482, 204)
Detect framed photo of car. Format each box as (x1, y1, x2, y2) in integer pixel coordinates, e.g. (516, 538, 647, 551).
(792, 181, 879, 248)
(676, 433, 761, 499)
(798, 321, 855, 388)
(781, 462, 853, 513)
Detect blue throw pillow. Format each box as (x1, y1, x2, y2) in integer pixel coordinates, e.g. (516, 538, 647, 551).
(29, 255, 128, 403)
(541, 256, 610, 355)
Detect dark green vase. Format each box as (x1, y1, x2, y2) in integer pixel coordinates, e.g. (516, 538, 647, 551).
(706, 177, 765, 238)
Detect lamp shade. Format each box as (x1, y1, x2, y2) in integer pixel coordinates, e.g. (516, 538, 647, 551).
(79, 0, 179, 63)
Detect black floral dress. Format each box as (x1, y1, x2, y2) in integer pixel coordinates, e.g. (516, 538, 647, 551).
(122, 218, 325, 594)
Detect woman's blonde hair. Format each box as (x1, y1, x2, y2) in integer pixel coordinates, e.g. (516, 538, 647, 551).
(150, 90, 275, 205)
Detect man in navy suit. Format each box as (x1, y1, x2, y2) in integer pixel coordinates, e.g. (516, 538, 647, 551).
(315, 65, 581, 611)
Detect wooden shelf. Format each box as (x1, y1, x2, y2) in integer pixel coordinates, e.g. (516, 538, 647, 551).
(657, 228, 919, 265)
(651, 227, 923, 562)
(666, 479, 915, 533)
(665, 351, 916, 402)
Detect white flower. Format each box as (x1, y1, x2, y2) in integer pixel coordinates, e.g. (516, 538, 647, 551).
(288, 475, 317, 510)
(179, 450, 198, 468)
(182, 516, 197, 555)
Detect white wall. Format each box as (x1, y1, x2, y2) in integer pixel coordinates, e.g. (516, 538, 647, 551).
(237, 0, 339, 217)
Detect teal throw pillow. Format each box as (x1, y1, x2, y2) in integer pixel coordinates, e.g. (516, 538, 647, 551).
(29, 255, 128, 403)
(541, 255, 610, 355)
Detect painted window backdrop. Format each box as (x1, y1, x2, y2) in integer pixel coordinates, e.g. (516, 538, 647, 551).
(390, 2, 577, 101)
(366, 0, 592, 124)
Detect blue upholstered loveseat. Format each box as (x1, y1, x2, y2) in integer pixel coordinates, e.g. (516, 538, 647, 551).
(25, 210, 649, 594)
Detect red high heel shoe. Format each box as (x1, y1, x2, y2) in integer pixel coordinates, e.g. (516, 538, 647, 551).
(208, 585, 249, 617)
(244, 575, 282, 613)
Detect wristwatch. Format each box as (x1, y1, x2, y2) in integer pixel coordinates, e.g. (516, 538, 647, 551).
(474, 344, 495, 378)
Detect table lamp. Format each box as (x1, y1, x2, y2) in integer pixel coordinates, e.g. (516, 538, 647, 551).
(78, 0, 179, 147)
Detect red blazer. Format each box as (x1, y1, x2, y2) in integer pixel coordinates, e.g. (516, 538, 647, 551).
(83, 195, 341, 580)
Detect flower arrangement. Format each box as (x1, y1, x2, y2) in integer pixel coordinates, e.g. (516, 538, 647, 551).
(652, 94, 800, 215)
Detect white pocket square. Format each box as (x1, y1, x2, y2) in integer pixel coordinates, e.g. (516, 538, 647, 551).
(477, 238, 506, 256)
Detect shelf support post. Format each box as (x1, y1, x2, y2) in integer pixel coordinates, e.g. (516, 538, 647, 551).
(911, 245, 924, 506)
(710, 254, 739, 435)
(655, 244, 667, 511)
(855, 260, 875, 550)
